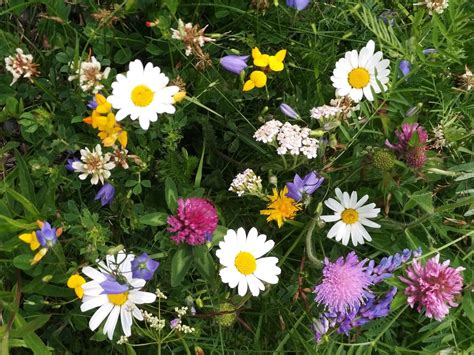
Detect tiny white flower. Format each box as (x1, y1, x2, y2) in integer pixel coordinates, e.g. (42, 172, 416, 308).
(107, 59, 179, 130)
(331, 40, 390, 102)
(320, 188, 381, 246)
(216, 227, 281, 297)
(68, 56, 110, 94)
(72, 144, 115, 185)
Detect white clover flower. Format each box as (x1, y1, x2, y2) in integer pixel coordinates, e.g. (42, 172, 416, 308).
(229, 169, 263, 197)
(171, 19, 214, 57)
(253, 119, 283, 143)
(4, 48, 40, 85)
(72, 144, 115, 185)
(68, 56, 110, 94)
(423, 0, 448, 14)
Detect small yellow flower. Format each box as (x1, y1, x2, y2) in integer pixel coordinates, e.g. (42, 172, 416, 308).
(252, 47, 287, 72)
(260, 186, 301, 228)
(172, 91, 187, 103)
(243, 70, 267, 92)
(32, 248, 48, 265)
(95, 93, 112, 114)
(18, 231, 40, 250)
(67, 274, 86, 299)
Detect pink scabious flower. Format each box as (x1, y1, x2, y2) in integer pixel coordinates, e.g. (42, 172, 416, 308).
(385, 123, 428, 168)
(167, 198, 218, 245)
(314, 252, 373, 315)
(400, 255, 465, 321)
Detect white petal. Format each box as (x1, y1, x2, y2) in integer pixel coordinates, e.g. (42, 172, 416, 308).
(320, 214, 341, 223)
(324, 198, 344, 212)
(335, 188, 344, 204)
(81, 294, 108, 312)
(128, 291, 156, 304)
(335, 223, 347, 242)
(89, 303, 113, 331)
(121, 306, 133, 337)
(237, 275, 248, 296)
(103, 305, 120, 340)
(236, 228, 247, 247)
(247, 275, 261, 296)
(349, 88, 364, 102)
(82, 267, 107, 282)
(354, 195, 369, 209)
(349, 191, 358, 208)
(327, 221, 343, 239)
(342, 225, 352, 246)
(363, 86, 374, 101)
(252, 239, 274, 258)
(131, 304, 143, 321)
(359, 217, 381, 229)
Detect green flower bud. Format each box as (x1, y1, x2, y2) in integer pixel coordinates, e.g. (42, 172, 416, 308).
(216, 303, 237, 327)
(373, 149, 396, 171)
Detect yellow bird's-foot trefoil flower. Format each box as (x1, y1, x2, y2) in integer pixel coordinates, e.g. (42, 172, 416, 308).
(243, 47, 287, 92)
(67, 274, 86, 299)
(260, 186, 301, 228)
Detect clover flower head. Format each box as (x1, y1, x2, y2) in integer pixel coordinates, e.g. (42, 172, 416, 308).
(68, 56, 110, 93)
(4, 48, 40, 85)
(72, 144, 115, 185)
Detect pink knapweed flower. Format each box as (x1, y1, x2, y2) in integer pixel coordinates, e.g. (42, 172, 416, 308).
(314, 252, 373, 314)
(400, 255, 465, 321)
(167, 197, 218, 245)
(385, 123, 428, 168)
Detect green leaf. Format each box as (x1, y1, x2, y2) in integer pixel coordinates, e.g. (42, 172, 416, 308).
(14, 150, 37, 206)
(406, 191, 433, 214)
(10, 315, 51, 338)
(170, 247, 193, 287)
(165, 177, 178, 212)
(463, 290, 474, 323)
(139, 212, 168, 226)
(3, 186, 40, 219)
(13, 255, 33, 270)
(13, 314, 52, 355)
(0, 215, 37, 232)
(114, 47, 132, 65)
(193, 245, 215, 282)
(163, 0, 179, 14)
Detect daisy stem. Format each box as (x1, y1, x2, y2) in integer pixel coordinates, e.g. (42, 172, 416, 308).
(305, 218, 322, 268)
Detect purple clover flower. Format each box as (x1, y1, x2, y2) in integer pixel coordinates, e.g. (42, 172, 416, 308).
(279, 103, 299, 119)
(286, 0, 310, 10)
(220, 55, 249, 75)
(399, 60, 411, 77)
(35, 221, 58, 248)
(385, 123, 428, 168)
(95, 183, 115, 207)
(131, 253, 160, 281)
(286, 171, 324, 201)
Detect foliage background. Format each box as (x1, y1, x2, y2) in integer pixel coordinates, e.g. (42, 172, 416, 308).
(0, 0, 473, 353)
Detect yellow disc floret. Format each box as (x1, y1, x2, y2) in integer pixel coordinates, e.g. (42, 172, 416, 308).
(348, 68, 370, 89)
(234, 252, 257, 275)
(341, 208, 359, 224)
(108, 292, 129, 306)
(131, 85, 154, 107)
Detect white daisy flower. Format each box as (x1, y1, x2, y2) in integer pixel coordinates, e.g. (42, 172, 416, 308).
(107, 59, 179, 130)
(216, 227, 281, 297)
(320, 188, 381, 246)
(331, 40, 390, 102)
(72, 144, 115, 185)
(80, 251, 156, 340)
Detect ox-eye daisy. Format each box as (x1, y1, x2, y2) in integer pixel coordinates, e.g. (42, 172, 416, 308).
(331, 40, 390, 102)
(320, 188, 380, 246)
(107, 59, 179, 130)
(216, 227, 281, 297)
(80, 251, 156, 339)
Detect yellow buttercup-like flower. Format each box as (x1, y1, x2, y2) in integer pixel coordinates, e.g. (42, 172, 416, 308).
(260, 186, 301, 228)
(67, 274, 86, 299)
(18, 231, 40, 250)
(243, 71, 268, 92)
(252, 47, 287, 72)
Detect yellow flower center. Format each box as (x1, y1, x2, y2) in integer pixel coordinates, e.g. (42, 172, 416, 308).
(107, 292, 129, 306)
(348, 68, 370, 89)
(234, 252, 257, 275)
(341, 208, 359, 224)
(131, 85, 154, 107)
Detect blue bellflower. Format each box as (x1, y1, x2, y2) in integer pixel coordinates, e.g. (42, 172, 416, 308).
(399, 60, 411, 77)
(286, 171, 324, 201)
(286, 0, 310, 11)
(220, 55, 249, 75)
(100, 274, 129, 295)
(95, 183, 115, 206)
(131, 253, 160, 281)
(65, 157, 79, 172)
(279, 103, 299, 119)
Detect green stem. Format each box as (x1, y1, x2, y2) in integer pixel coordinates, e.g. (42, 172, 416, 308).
(306, 218, 322, 268)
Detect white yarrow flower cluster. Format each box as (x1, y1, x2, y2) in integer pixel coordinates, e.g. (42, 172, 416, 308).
(175, 306, 188, 317)
(310, 105, 343, 120)
(4, 48, 40, 85)
(229, 169, 263, 196)
(170, 318, 195, 334)
(155, 288, 168, 299)
(276, 122, 319, 159)
(72, 144, 115, 185)
(253, 119, 283, 143)
(254, 120, 319, 159)
(68, 56, 111, 93)
(116, 336, 129, 345)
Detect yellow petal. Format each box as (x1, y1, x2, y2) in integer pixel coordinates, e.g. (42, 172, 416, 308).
(19, 232, 33, 244)
(252, 47, 262, 59)
(269, 56, 284, 72)
(67, 274, 86, 289)
(250, 71, 267, 88)
(36, 220, 44, 229)
(274, 49, 287, 62)
(243, 80, 255, 92)
(102, 136, 115, 147)
(95, 94, 107, 105)
(172, 91, 186, 104)
(32, 248, 48, 265)
(75, 286, 84, 299)
(30, 232, 40, 250)
(254, 54, 269, 68)
(118, 131, 128, 148)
